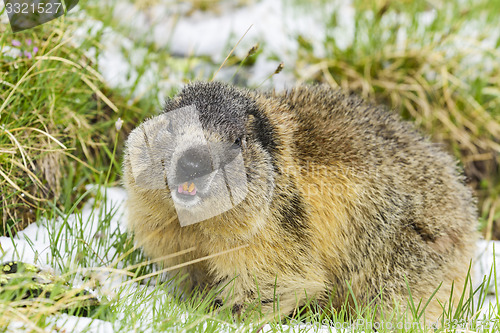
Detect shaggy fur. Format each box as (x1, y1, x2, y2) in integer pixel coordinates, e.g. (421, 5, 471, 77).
(123, 82, 478, 321)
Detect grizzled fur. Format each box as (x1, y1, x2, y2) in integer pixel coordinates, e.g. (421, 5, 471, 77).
(123, 81, 478, 320)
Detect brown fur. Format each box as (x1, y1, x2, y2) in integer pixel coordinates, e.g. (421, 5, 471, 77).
(123, 82, 478, 321)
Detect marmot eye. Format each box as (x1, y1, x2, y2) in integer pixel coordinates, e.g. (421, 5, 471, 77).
(233, 137, 242, 148)
(167, 121, 174, 133)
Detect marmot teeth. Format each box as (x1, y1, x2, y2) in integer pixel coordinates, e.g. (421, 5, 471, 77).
(178, 182, 196, 195)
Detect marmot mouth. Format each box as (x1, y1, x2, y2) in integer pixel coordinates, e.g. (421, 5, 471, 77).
(170, 168, 222, 209)
(171, 172, 213, 207)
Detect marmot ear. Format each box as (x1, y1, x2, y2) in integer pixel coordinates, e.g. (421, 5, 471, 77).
(166, 120, 174, 133)
(247, 114, 255, 125)
(246, 114, 256, 137)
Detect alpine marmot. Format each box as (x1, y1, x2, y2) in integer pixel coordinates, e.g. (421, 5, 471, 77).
(123, 81, 477, 321)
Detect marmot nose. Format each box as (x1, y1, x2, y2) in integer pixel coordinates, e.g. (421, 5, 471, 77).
(176, 147, 212, 181)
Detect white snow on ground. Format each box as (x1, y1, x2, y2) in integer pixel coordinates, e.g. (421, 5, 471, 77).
(74, 0, 354, 99)
(50, 315, 115, 333)
(1, 186, 128, 270)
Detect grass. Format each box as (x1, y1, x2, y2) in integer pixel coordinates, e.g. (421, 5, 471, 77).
(1, 0, 500, 331)
(1, 195, 499, 333)
(0, 7, 158, 234)
(1, 188, 499, 332)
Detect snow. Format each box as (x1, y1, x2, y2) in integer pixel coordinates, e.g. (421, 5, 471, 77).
(76, 0, 356, 95)
(50, 315, 115, 333)
(1, 186, 127, 269)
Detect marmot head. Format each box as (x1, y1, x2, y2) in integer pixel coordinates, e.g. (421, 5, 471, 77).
(124, 82, 279, 233)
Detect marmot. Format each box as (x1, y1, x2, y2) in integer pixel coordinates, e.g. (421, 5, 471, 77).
(123, 81, 478, 321)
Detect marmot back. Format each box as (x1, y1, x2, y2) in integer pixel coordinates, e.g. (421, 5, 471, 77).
(123, 81, 478, 321)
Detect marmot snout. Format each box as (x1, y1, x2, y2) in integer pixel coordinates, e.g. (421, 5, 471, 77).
(123, 81, 478, 320)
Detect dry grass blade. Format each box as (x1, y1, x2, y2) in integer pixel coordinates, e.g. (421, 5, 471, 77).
(121, 244, 249, 287)
(1, 307, 46, 332)
(124, 247, 198, 272)
(80, 76, 119, 113)
(1, 126, 35, 171)
(9, 127, 67, 149)
(9, 159, 45, 189)
(0, 167, 45, 202)
(211, 24, 253, 81)
(485, 200, 498, 241)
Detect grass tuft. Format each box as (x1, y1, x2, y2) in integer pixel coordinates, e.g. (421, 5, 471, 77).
(0, 14, 155, 235)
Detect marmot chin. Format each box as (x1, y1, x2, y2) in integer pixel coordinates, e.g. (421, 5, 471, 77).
(123, 81, 477, 320)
